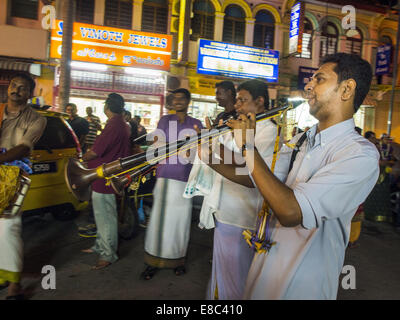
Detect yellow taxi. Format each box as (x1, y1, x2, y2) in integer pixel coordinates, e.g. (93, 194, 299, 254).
(22, 107, 88, 220)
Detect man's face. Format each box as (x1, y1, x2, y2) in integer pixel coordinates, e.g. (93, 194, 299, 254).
(172, 93, 190, 112)
(86, 107, 93, 116)
(7, 77, 31, 104)
(304, 62, 341, 120)
(66, 105, 77, 118)
(234, 89, 259, 115)
(215, 87, 230, 108)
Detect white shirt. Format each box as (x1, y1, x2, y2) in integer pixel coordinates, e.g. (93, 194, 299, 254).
(244, 118, 380, 299)
(208, 119, 278, 230)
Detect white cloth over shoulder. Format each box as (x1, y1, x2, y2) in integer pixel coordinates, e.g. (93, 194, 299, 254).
(184, 119, 278, 230)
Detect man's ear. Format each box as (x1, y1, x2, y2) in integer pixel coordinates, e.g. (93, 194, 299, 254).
(342, 79, 357, 101)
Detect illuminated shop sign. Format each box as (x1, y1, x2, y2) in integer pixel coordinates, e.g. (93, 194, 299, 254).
(375, 44, 391, 76)
(197, 39, 280, 82)
(289, 1, 305, 55)
(50, 20, 172, 71)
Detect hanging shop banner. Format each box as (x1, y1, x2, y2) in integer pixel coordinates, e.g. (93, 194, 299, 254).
(375, 44, 391, 76)
(298, 66, 318, 90)
(289, 1, 305, 55)
(50, 20, 172, 71)
(197, 39, 280, 82)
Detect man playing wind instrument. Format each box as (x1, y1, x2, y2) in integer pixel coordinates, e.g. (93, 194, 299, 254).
(199, 53, 380, 299)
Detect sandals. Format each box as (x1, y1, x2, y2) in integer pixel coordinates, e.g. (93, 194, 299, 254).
(174, 265, 186, 276)
(141, 266, 158, 280)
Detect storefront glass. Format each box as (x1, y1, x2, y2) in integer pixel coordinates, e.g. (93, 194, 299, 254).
(189, 93, 223, 125)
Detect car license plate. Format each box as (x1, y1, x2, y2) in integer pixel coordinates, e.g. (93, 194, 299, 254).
(32, 162, 57, 175)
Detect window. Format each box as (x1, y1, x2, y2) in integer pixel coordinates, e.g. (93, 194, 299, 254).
(11, 0, 38, 20)
(319, 22, 338, 57)
(191, 0, 215, 41)
(34, 117, 77, 151)
(296, 18, 313, 59)
(223, 5, 245, 45)
(345, 28, 363, 56)
(75, 0, 95, 24)
(104, 0, 133, 29)
(253, 10, 274, 49)
(141, 0, 168, 34)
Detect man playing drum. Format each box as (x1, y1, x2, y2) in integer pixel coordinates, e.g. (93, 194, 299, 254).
(0, 73, 46, 299)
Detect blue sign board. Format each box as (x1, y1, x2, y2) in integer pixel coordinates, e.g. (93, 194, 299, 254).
(298, 66, 318, 90)
(289, 2, 304, 55)
(197, 39, 280, 82)
(375, 45, 391, 76)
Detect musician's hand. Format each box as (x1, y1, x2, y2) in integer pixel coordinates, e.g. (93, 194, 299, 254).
(226, 113, 256, 149)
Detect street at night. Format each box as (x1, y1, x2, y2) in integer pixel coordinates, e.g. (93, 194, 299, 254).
(1, 0, 400, 302)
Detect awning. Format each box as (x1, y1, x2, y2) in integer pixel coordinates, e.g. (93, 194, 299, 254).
(0, 59, 41, 76)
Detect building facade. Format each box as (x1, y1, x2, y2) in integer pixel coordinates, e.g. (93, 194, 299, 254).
(0, 0, 399, 138)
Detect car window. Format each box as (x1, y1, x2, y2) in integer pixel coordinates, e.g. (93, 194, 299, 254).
(34, 116, 76, 150)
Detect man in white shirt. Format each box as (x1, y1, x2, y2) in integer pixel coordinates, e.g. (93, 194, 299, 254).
(201, 53, 380, 299)
(195, 79, 278, 299)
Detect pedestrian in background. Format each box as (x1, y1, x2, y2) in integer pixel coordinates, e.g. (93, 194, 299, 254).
(66, 103, 89, 153)
(81, 93, 131, 270)
(84, 107, 101, 151)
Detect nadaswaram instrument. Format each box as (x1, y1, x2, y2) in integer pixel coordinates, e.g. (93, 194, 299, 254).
(65, 104, 293, 202)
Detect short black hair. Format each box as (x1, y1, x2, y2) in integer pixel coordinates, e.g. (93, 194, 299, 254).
(215, 81, 236, 100)
(65, 103, 77, 111)
(105, 93, 125, 114)
(124, 110, 132, 117)
(10, 72, 36, 96)
(172, 88, 191, 101)
(364, 131, 375, 139)
(321, 53, 372, 113)
(134, 115, 141, 122)
(237, 79, 270, 109)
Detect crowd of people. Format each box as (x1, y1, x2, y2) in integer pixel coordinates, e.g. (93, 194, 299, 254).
(0, 52, 389, 300)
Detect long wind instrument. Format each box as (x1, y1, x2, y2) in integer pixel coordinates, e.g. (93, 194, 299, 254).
(65, 103, 293, 201)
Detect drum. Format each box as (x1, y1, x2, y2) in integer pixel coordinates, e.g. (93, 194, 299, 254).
(0, 170, 31, 218)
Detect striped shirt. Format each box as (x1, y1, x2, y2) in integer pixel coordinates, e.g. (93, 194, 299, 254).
(84, 115, 100, 145)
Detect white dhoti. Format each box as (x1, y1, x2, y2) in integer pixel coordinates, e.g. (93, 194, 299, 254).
(144, 178, 192, 268)
(0, 214, 23, 283)
(207, 221, 254, 300)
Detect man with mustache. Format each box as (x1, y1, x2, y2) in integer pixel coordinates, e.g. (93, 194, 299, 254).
(202, 53, 380, 299)
(214, 81, 237, 125)
(0, 73, 47, 299)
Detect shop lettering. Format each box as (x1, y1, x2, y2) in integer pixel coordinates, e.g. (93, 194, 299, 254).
(200, 47, 228, 58)
(80, 27, 124, 43)
(123, 55, 164, 66)
(77, 48, 116, 62)
(128, 34, 168, 49)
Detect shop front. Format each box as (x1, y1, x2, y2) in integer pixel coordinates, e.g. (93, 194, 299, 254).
(50, 20, 172, 130)
(187, 39, 280, 124)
